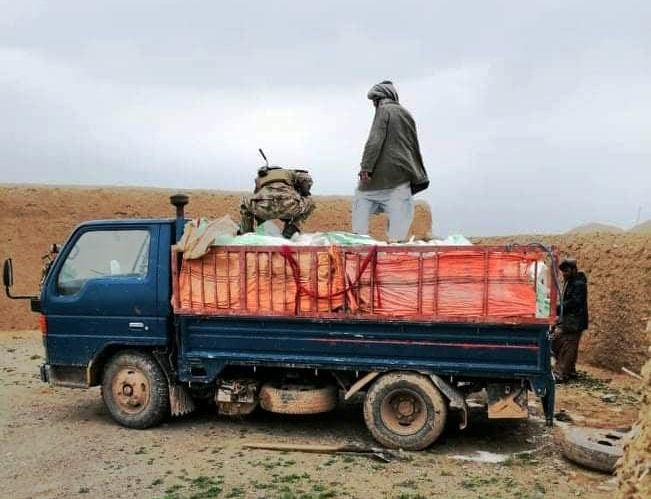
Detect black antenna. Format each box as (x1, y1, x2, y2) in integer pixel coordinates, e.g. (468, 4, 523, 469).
(258, 148, 269, 167)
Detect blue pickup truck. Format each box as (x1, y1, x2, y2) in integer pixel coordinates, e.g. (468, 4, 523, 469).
(3, 195, 557, 450)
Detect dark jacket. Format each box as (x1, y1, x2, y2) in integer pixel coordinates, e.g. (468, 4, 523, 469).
(558, 272, 589, 332)
(359, 82, 429, 193)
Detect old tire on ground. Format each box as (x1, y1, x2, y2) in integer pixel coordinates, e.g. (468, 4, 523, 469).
(560, 427, 625, 474)
(101, 351, 170, 429)
(259, 381, 338, 414)
(363, 372, 447, 450)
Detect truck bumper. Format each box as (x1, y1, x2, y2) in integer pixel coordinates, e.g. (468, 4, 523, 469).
(40, 363, 50, 383)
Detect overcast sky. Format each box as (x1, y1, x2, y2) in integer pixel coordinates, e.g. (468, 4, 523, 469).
(1, 1, 650, 235)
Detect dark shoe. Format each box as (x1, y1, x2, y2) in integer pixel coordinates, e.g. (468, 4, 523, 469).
(282, 223, 300, 239)
(555, 410, 573, 422)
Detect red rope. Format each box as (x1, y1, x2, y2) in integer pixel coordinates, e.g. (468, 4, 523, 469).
(280, 245, 378, 314)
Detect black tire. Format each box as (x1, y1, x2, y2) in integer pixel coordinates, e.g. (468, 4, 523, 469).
(101, 351, 169, 429)
(363, 372, 447, 450)
(260, 381, 338, 414)
(560, 427, 625, 474)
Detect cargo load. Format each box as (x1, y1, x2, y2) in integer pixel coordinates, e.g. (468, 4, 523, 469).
(172, 222, 556, 324)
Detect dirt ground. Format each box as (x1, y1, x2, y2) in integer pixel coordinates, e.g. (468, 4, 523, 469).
(1, 330, 642, 499)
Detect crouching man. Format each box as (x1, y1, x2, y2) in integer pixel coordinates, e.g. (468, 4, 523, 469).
(240, 165, 315, 239)
(352, 80, 429, 242)
(552, 258, 589, 383)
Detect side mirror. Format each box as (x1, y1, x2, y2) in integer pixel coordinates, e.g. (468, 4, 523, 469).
(3, 258, 36, 302)
(3, 258, 13, 288)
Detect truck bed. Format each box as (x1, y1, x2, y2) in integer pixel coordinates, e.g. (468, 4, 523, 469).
(177, 314, 552, 380)
(172, 243, 557, 423)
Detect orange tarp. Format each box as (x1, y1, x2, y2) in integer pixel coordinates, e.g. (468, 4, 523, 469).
(178, 248, 346, 313)
(356, 251, 537, 318)
(176, 246, 546, 322)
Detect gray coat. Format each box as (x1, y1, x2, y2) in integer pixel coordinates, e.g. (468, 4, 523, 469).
(359, 82, 429, 193)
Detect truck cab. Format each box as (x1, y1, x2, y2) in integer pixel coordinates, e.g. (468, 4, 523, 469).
(38, 219, 173, 387)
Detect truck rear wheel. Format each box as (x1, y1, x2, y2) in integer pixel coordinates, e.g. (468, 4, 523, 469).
(363, 372, 447, 450)
(101, 351, 169, 429)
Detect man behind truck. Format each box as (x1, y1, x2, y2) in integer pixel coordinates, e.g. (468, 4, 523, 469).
(552, 258, 589, 383)
(353, 80, 429, 242)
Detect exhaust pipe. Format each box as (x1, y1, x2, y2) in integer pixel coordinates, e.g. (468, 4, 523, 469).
(170, 194, 189, 243)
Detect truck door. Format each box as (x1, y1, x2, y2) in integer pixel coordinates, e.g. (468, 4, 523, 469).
(42, 224, 168, 367)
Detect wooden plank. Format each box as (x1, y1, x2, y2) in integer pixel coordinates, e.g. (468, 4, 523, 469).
(417, 253, 424, 315)
(225, 249, 231, 309)
(283, 254, 288, 313)
(255, 251, 261, 311)
(356, 253, 361, 308)
(433, 252, 439, 317)
(239, 250, 247, 312)
(268, 251, 273, 311)
(188, 258, 194, 310)
(327, 250, 332, 313)
(369, 249, 375, 314)
(311, 250, 318, 313)
(199, 255, 205, 310)
(482, 250, 489, 318)
(213, 250, 218, 309)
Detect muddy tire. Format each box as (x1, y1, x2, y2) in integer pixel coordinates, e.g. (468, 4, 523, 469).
(560, 427, 625, 474)
(101, 351, 169, 429)
(259, 381, 338, 414)
(363, 372, 447, 450)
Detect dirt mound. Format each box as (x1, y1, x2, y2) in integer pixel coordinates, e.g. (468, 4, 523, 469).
(477, 233, 650, 371)
(0, 185, 431, 330)
(567, 222, 625, 234)
(629, 220, 651, 234)
(616, 347, 651, 498)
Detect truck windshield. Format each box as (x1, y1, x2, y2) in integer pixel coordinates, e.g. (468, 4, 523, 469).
(57, 229, 150, 295)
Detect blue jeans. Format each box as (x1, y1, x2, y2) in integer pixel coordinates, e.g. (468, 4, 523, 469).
(352, 182, 414, 242)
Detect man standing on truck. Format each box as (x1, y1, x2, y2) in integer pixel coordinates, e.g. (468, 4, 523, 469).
(352, 80, 429, 242)
(240, 165, 315, 239)
(551, 258, 589, 382)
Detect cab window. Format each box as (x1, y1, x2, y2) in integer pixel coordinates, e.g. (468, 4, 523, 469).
(57, 229, 150, 295)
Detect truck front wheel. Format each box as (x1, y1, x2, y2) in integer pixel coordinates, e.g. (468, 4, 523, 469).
(363, 372, 447, 450)
(101, 351, 170, 429)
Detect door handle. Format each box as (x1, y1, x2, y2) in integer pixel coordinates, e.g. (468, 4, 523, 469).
(129, 322, 149, 331)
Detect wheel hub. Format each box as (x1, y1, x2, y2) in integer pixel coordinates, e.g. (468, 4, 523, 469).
(397, 399, 415, 417)
(381, 389, 428, 435)
(111, 367, 150, 414)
